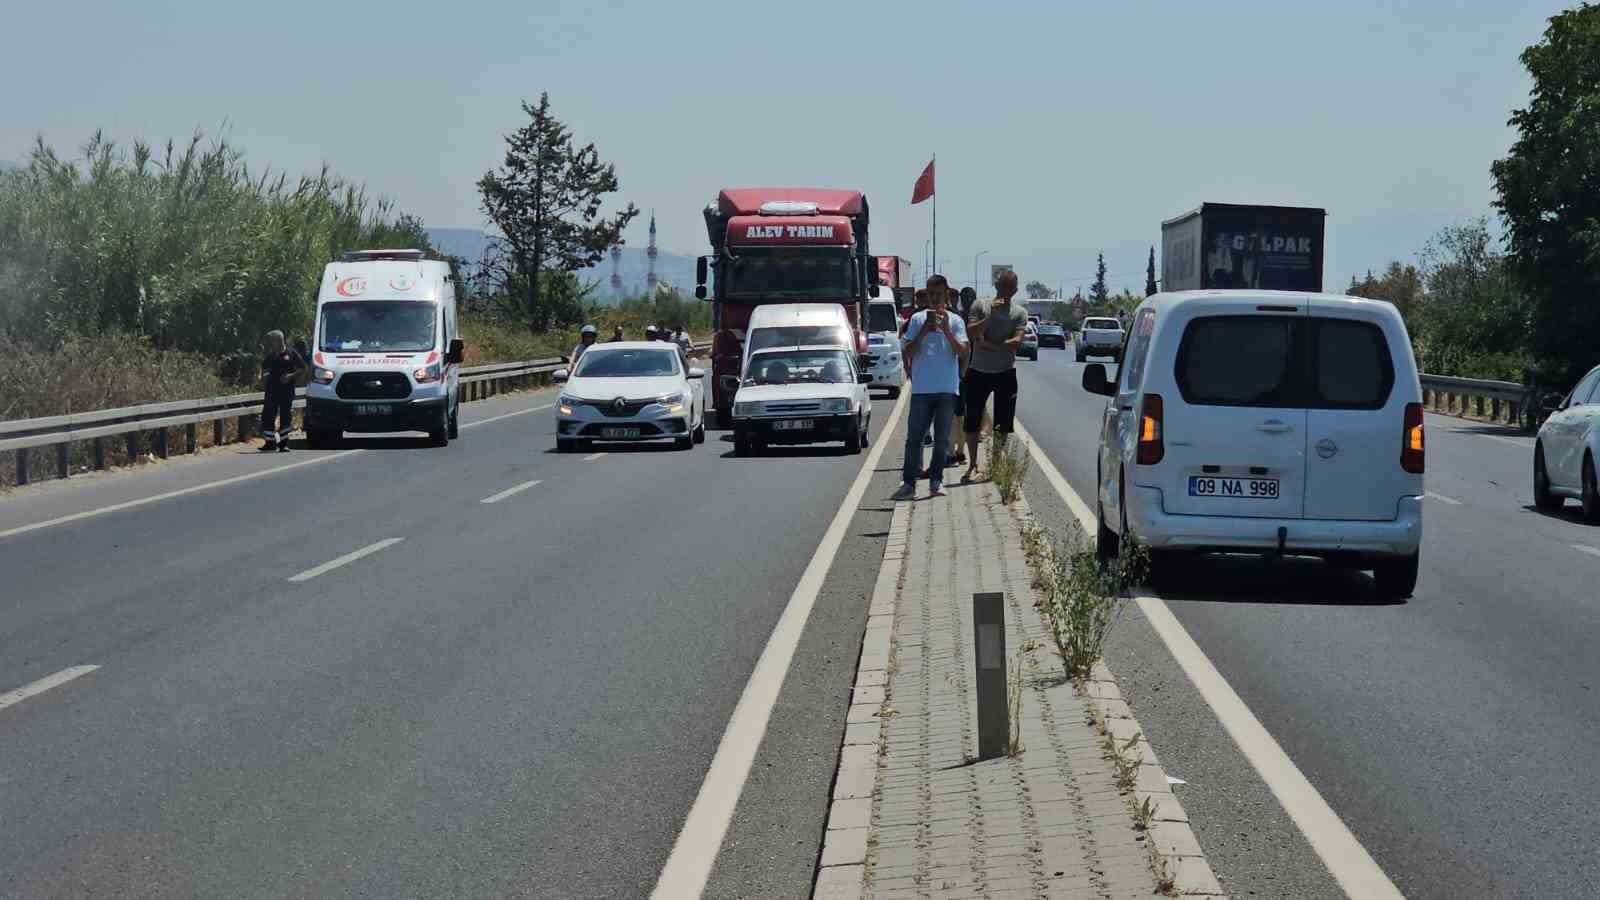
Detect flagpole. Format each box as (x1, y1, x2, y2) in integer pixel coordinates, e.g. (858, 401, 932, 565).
(931, 152, 937, 279)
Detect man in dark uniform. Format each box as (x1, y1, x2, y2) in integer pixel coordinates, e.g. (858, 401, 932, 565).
(259, 330, 305, 453)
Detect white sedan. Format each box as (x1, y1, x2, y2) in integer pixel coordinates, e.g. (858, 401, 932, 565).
(1535, 362, 1600, 519)
(553, 342, 707, 452)
(727, 346, 872, 455)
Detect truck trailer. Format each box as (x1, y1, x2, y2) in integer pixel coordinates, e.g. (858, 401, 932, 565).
(1161, 203, 1326, 293)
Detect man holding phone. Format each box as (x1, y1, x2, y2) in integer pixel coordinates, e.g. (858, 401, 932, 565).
(894, 275, 969, 500)
(962, 269, 1028, 481)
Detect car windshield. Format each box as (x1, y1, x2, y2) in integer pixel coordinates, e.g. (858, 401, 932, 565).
(723, 246, 853, 299)
(743, 350, 853, 385)
(574, 348, 679, 378)
(1085, 318, 1121, 330)
(320, 301, 437, 353)
(1040, 324, 1063, 334)
(749, 324, 851, 352)
(866, 304, 899, 333)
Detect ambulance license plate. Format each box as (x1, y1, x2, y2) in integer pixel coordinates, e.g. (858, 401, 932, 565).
(354, 404, 392, 416)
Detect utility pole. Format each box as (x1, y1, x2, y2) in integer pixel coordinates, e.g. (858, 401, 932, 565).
(974, 250, 990, 296)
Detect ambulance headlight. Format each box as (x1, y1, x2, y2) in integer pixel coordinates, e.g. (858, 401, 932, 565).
(312, 367, 336, 384)
(413, 363, 442, 384)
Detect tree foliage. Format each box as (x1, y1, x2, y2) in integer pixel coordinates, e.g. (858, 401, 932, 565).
(477, 93, 638, 335)
(1491, 3, 1600, 383)
(1024, 279, 1054, 299)
(1089, 252, 1109, 305)
(0, 131, 431, 378)
(1145, 246, 1158, 296)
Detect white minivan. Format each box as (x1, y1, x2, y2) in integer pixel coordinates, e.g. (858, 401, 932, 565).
(1082, 291, 1424, 599)
(303, 249, 463, 448)
(863, 290, 905, 397)
(740, 303, 854, 377)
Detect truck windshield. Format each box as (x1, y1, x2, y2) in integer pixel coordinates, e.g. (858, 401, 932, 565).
(866, 304, 900, 333)
(744, 349, 854, 386)
(320, 301, 437, 353)
(723, 246, 853, 300)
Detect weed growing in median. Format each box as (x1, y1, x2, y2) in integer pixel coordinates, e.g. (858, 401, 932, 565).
(1006, 653, 1026, 757)
(987, 436, 1030, 504)
(1034, 525, 1148, 681)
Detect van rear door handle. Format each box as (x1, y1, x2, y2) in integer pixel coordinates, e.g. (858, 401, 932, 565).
(1257, 420, 1294, 434)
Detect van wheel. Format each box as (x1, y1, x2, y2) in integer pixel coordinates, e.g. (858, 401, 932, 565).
(1584, 454, 1600, 523)
(306, 428, 335, 450)
(1534, 444, 1562, 511)
(1373, 552, 1420, 601)
(447, 399, 460, 439)
(1096, 498, 1119, 562)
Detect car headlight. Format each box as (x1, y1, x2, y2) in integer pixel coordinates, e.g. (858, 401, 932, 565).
(734, 401, 762, 417)
(823, 398, 850, 413)
(313, 367, 336, 384)
(558, 394, 578, 415)
(413, 362, 442, 384)
(658, 391, 688, 412)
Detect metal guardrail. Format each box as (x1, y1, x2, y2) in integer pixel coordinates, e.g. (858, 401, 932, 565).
(0, 343, 709, 486)
(1418, 373, 1537, 431)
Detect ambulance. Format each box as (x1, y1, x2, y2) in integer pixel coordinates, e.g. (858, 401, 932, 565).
(303, 249, 464, 448)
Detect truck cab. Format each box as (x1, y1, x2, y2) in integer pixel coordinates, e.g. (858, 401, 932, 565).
(695, 188, 876, 421)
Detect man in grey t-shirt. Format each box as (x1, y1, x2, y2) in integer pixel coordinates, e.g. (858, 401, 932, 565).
(961, 270, 1028, 481)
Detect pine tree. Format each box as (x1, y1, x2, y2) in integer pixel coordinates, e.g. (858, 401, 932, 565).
(1145, 246, 1158, 296)
(1090, 253, 1109, 305)
(478, 93, 638, 334)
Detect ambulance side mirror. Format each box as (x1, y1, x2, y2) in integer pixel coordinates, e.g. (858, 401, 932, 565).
(447, 339, 465, 365)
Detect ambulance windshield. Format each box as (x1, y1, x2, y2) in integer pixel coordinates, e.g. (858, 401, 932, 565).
(320, 301, 437, 353)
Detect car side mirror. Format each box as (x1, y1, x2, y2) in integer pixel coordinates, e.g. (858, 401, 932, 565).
(720, 374, 740, 395)
(552, 368, 569, 383)
(688, 367, 706, 379)
(695, 285, 708, 300)
(1082, 363, 1115, 396)
(447, 338, 465, 364)
(1543, 392, 1565, 413)
(857, 372, 873, 384)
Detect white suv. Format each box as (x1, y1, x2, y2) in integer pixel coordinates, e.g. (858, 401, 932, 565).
(1082, 292, 1424, 600)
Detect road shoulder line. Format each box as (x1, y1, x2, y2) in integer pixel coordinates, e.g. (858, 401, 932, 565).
(651, 391, 909, 899)
(0, 665, 101, 713)
(1014, 416, 1404, 900)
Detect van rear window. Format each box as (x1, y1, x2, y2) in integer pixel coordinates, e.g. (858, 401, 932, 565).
(1174, 316, 1395, 410)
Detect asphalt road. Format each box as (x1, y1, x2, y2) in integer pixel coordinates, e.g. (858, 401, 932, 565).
(0, 387, 898, 899)
(1013, 343, 1600, 899)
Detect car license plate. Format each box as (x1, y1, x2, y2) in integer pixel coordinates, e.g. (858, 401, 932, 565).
(601, 427, 641, 439)
(1189, 476, 1279, 499)
(773, 419, 813, 431)
(354, 404, 392, 416)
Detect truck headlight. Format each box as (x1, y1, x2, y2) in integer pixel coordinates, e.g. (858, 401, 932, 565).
(313, 367, 336, 384)
(734, 401, 762, 417)
(413, 362, 442, 384)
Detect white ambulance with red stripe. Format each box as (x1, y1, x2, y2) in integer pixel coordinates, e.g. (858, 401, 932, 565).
(303, 249, 464, 448)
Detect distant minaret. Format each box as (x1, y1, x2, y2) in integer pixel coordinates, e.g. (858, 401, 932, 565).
(645, 212, 659, 295)
(609, 242, 623, 297)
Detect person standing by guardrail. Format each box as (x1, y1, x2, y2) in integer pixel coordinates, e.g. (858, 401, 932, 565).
(570, 325, 598, 369)
(259, 330, 305, 453)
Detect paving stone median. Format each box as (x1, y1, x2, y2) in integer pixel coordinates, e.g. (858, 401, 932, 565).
(814, 478, 1224, 899)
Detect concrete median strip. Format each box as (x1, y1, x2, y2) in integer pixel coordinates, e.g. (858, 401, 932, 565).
(813, 471, 1224, 898)
(1013, 416, 1405, 900)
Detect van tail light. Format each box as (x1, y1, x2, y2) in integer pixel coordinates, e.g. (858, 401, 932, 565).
(1137, 394, 1165, 465)
(1401, 402, 1425, 474)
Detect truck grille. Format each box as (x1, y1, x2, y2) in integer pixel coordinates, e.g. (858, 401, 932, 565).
(336, 372, 412, 400)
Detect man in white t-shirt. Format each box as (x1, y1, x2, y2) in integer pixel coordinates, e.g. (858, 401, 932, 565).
(894, 274, 969, 500)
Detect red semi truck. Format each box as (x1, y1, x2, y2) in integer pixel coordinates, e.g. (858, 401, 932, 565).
(695, 187, 876, 420)
(875, 255, 914, 319)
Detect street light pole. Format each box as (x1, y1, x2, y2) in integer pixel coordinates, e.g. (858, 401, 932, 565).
(974, 250, 990, 295)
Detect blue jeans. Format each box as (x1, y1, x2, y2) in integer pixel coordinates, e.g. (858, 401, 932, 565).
(903, 393, 958, 486)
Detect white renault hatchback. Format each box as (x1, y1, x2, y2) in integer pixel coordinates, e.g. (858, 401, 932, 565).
(1082, 291, 1424, 599)
(553, 342, 707, 452)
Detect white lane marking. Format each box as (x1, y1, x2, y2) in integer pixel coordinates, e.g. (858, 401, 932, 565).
(1572, 544, 1600, 559)
(287, 538, 404, 583)
(1425, 491, 1463, 506)
(0, 665, 100, 713)
(582, 452, 607, 462)
(652, 391, 909, 899)
(1014, 415, 1405, 900)
(0, 401, 554, 543)
(481, 479, 542, 505)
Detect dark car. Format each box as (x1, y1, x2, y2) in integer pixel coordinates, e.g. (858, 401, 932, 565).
(1036, 323, 1068, 349)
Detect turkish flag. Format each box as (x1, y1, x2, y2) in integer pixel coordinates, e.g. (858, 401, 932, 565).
(910, 159, 935, 204)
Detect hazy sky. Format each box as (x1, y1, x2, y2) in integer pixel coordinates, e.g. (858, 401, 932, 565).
(1, 1, 1561, 292)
